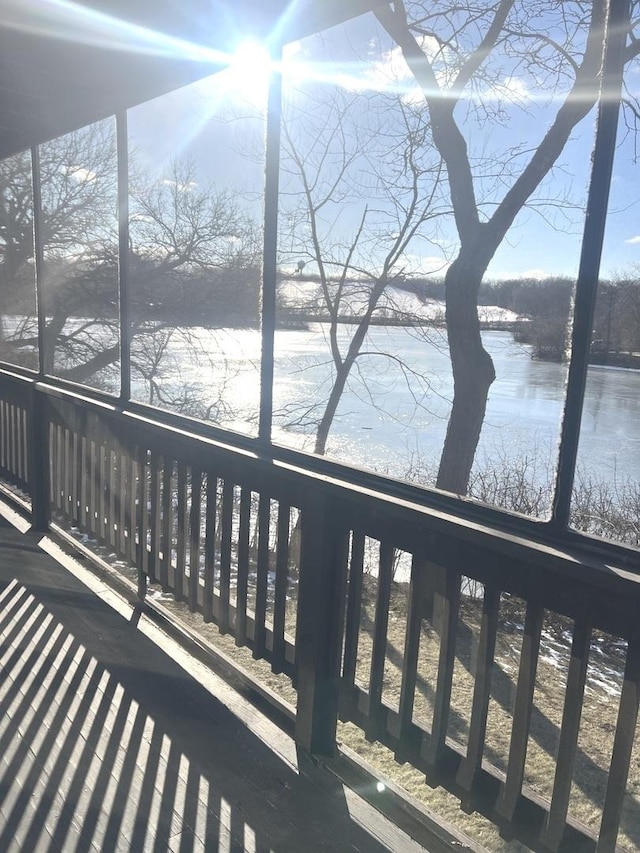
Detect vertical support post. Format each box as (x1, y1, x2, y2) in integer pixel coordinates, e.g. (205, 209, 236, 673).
(258, 49, 282, 444)
(552, 0, 630, 526)
(295, 488, 348, 755)
(116, 111, 131, 402)
(31, 146, 49, 376)
(30, 145, 51, 530)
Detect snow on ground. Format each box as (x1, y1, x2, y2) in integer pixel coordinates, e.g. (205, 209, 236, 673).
(278, 279, 521, 324)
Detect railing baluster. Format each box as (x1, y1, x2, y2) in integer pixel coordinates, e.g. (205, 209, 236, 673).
(598, 637, 640, 853)
(48, 422, 55, 508)
(188, 467, 202, 612)
(544, 613, 592, 850)
(108, 445, 118, 550)
(4, 402, 9, 476)
(4, 401, 9, 475)
(342, 530, 365, 691)
(127, 451, 137, 566)
(8, 401, 13, 478)
(21, 405, 27, 485)
(78, 433, 87, 531)
(148, 450, 161, 584)
(137, 446, 149, 586)
(253, 492, 270, 658)
(15, 405, 21, 481)
(74, 426, 82, 528)
(4, 403, 13, 475)
(10, 404, 17, 479)
(160, 457, 172, 589)
(175, 463, 188, 602)
(457, 584, 501, 794)
(69, 427, 77, 525)
(64, 427, 73, 522)
(82, 436, 93, 536)
(21, 405, 28, 484)
(235, 486, 251, 646)
(54, 421, 62, 514)
(424, 566, 461, 776)
(0, 400, 6, 473)
(98, 434, 107, 544)
(24, 405, 30, 487)
(272, 500, 290, 673)
(397, 555, 428, 759)
(87, 436, 96, 538)
(16, 405, 24, 483)
(118, 449, 128, 559)
(18, 405, 25, 483)
(4, 402, 10, 477)
(367, 540, 394, 741)
(15, 404, 21, 484)
(4, 401, 10, 476)
(203, 472, 217, 623)
(218, 479, 234, 634)
(498, 598, 544, 821)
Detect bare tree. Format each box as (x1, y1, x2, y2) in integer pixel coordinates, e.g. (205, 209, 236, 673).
(0, 121, 119, 366)
(0, 127, 261, 412)
(374, 0, 640, 493)
(279, 83, 449, 454)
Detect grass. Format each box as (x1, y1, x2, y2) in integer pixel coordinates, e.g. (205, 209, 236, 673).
(139, 570, 640, 853)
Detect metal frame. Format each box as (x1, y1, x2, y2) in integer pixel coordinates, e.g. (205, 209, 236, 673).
(259, 49, 283, 444)
(116, 111, 132, 402)
(552, 0, 631, 527)
(6, 0, 637, 565)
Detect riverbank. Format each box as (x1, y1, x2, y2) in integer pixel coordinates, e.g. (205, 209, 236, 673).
(589, 351, 640, 369)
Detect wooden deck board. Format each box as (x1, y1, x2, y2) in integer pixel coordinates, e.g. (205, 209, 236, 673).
(0, 519, 433, 853)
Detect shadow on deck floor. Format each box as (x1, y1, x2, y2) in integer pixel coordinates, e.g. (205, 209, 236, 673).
(0, 517, 430, 853)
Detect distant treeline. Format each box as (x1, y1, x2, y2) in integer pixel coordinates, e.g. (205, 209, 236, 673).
(5, 262, 639, 363)
(400, 275, 640, 363)
(4, 259, 262, 329)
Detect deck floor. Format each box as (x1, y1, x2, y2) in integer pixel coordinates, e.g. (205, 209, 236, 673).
(0, 515, 434, 853)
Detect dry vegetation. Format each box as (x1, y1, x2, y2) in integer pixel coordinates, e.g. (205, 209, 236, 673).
(130, 568, 639, 853)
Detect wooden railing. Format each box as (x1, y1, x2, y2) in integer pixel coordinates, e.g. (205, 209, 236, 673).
(0, 371, 32, 500)
(1, 369, 639, 853)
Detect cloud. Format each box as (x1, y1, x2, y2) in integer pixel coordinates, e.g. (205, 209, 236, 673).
(162, 178, 197, 192)
(507, 268, 550, 280)
(402, 253, 450, 275)
(326, 37, 440, 103)
(69, 167, 96, 183)
(497, 76, 531, 104)
(625, 235, 640, 244)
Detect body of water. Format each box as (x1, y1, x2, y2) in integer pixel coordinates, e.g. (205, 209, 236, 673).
(153, 322, 640, 499)
(271, 325, 640, 489)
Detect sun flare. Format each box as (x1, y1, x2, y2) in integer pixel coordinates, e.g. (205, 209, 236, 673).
(223, 39, 273, 106)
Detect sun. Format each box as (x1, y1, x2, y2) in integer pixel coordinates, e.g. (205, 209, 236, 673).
(223, 39, 273, 107)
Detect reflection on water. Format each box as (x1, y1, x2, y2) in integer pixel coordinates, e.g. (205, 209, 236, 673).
(577, 366, 640, 478)
(130, 323, 639, 497)
(272, 325, 639, 492)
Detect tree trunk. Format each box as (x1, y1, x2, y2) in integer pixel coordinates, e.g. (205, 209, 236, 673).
(314, 362, 351, 456)
(435, 251, 495, 495)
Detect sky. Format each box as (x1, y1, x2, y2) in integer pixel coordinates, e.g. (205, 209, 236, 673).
(125, 5, 640, 283)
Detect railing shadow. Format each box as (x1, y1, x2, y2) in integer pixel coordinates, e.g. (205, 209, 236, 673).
(0, 561, 394, 853)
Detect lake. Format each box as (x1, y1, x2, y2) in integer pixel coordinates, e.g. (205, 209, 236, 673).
(149, 323, 640, 500)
